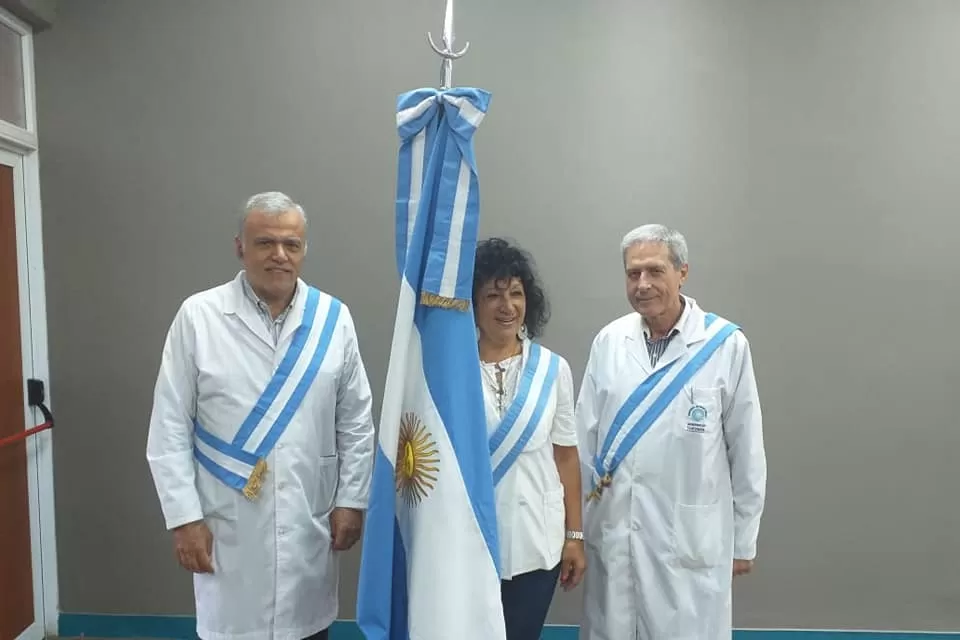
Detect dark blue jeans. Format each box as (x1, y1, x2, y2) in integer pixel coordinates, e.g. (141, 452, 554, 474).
(501, 563, 562, 640)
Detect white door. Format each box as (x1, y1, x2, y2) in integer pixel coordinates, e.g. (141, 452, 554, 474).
(0, 7, 58, 639)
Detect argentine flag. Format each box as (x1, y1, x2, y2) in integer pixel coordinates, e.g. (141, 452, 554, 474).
(356, 87, 505, 639)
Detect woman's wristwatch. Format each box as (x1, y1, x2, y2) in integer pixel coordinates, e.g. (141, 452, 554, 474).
(565, 530, 584, 541)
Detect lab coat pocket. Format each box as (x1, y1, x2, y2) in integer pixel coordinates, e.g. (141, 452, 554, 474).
(310, 454, 340, 518)
(673, 502, 723, 569)
(679, 386, 721, 436)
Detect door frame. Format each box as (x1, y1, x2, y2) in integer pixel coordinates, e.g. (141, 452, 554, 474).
(1, 7, 59, 639)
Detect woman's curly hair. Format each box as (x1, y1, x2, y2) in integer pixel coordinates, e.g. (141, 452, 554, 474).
(472, 237, 550, 339)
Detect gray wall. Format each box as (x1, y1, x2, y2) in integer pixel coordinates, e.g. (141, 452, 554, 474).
(33, 0, 960, 632)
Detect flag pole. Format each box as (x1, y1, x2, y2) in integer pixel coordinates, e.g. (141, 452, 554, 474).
(427, 0, 469, 89)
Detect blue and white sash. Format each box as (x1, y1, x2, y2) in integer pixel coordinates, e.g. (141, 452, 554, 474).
(488, 343, 560, 486)
(193, 287, 343, 499)
(587, 313, 740, 501)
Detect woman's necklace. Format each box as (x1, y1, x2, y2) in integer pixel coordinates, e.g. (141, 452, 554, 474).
(481, 341, 521, 415)
(492, 362, 506, 414)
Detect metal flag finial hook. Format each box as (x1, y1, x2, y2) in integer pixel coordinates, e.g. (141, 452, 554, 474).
(427, 0, 469, 89)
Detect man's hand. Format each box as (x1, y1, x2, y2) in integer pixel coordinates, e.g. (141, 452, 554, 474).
(733, 558, 754, 577)
(329, 507, 363, 551)
(173, 520, 214, 573)
(559, 540, 587, 591)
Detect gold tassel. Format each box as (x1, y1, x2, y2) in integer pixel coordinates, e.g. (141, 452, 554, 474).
(242, 458, 268, 500)
(585, 473, 613, 502)
(420, 291, 469, 311)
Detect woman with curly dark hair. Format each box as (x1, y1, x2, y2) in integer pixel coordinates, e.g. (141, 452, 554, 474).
(472, 237, 586, 640)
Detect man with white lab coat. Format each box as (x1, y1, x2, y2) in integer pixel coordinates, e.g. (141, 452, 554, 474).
(146, 191, 376, 640)
(577, 224, 766, 640)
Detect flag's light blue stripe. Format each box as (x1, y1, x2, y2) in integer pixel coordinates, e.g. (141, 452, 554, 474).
(705, 311, 718, 328)
(356, 447, 409, 640)
(604, 321, 741, 477)
(193, 447, 247, 492)
(488, 343, 542, 455)
(56, 615, 960, 640)
(416, 302, 501, 575)
(492, 352, 560, 486)
(231, 287, 320, 447)
(194, 422, 260, 467)
(254, 299, 342, 456)
(402, 113, 448, 290)
(388, 518, 410, 640)
(422, 126, 459, 297)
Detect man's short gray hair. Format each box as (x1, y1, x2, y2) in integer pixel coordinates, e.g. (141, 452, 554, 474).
(238, 191, 308, 235)
(620, 224, 688, 269)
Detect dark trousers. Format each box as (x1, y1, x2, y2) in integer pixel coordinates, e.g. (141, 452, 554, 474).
(500, 563, 562, 640)
(302, 629, 328, 640)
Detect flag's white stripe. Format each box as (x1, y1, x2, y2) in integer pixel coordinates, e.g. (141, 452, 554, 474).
(397, 318, 507, 638)
(240, 295, 332, 454)
(600, 318, 730, 470)
(405, 129, 426, 259)
(438, 159, 471, 300)
(443, 94, 485, 128)
(397, 95, 438, 127)
(489, 354, 553, 472)
(377, 281, 419, 468)
(196, 435, 252, 479)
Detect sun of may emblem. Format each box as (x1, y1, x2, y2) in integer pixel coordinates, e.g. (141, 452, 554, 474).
(395, 412, 440, 507)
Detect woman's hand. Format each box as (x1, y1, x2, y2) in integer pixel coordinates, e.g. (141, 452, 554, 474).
(559, 539, 586, 591)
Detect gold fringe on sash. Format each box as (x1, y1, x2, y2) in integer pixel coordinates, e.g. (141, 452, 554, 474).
(242, 458, 268, 500)
(420, 291, 469, 311)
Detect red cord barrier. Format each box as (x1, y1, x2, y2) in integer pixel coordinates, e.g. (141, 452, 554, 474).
(0, 420, 53, 449)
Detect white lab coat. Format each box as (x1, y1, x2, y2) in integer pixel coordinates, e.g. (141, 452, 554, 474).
(576, 296, 766, 640)
(146, 272, 375, 640)
(481, 339, 577, 579)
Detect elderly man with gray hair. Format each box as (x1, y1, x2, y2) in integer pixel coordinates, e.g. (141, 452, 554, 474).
(146, 191, 375, 640)
(575, 224, 766, 640)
